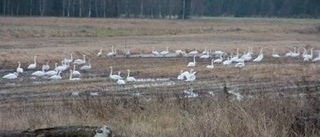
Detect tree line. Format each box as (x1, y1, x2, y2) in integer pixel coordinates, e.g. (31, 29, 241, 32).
(1, 0, 319, 19)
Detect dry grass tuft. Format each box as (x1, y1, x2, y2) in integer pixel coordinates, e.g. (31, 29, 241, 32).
(0, 93, 320, 136)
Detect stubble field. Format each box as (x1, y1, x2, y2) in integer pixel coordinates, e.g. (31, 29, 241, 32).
(0, 17, 320, 136)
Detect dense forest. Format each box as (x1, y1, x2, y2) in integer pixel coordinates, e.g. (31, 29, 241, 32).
(1, 0, 320, 19)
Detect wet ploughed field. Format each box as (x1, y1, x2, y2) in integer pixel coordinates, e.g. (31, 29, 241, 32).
(0, 17, 320, 107)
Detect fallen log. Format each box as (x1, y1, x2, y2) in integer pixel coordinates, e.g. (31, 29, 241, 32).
(0, 125, 114, 137)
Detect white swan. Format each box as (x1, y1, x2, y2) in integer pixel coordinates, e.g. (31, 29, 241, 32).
(214, 50, 225, 56)
(235, 60, 245, 68)
(206, 59, 214, 69)
(230, 49, 239, 63)
(240, 47, 252, 61)
(285, 48, 293, 57)
(214, 54, 223, 63)
(177, 70, 185, 80)
(187, 56, 196, 67)
(117, 71, 123, 79)
(152, 47, 160, 56)
(177, 70, 192, 80)
(109, 66, 122, 81)
(27, 55, 37, 69)
(55, 61, 68, 72)
(175, 49, 184, 55)
(303, 48, 313, 61)
(291, 47, 300, 57)
(272, 48, 281, 58)
(69, 70, 81, 81)
(72, 65, 81, 76)
(189, 48, 198, 55)
(45, 63, 58, 76)
(117, 78, 126, 85)
(185, 71, 196, 82)
(16, 61, 23, 74)
(73, 54, 86, 65)
(49, 71, 62, 80)
(80, 59, 91, 71)
(63, 53, 73, 64)
(202, 47, 208, 54)
(160, 46, 169, 56)
(200, 52, 210, 59)
(107, 46, 116, 57)
(97, 47, 103, 57)
(223, 57, 231, 65)
(43, 61, 50, 71)
(31, 65, 46, 77)
(126, 69, 136, 82)
(2, 72, 18, 79)
(312, 51, 320, 62)
(253, 48, 263, 62)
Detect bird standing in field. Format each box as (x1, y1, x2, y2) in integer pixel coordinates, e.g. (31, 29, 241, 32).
(187, 56, 196, 67)
(97, 47, 103, 57)
(16, 61, 23, 74)
(28, 55, 37, 70)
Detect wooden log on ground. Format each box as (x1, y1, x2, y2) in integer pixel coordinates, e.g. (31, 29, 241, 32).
(0, 125, 114, 137)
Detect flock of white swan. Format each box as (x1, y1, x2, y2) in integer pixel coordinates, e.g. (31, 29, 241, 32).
(1, 45, 320, 86)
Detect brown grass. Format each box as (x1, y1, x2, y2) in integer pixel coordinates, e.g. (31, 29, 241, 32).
(1, 93, 319, 136)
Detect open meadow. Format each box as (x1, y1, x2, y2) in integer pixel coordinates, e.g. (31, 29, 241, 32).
(1, 17, 320, 136)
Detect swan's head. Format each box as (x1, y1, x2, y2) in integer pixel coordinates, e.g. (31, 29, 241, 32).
(109, 66, 113, 68)
(14, 72, 19, 76)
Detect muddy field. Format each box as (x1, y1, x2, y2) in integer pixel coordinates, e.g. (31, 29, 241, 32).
(1, 17, 320, 103)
